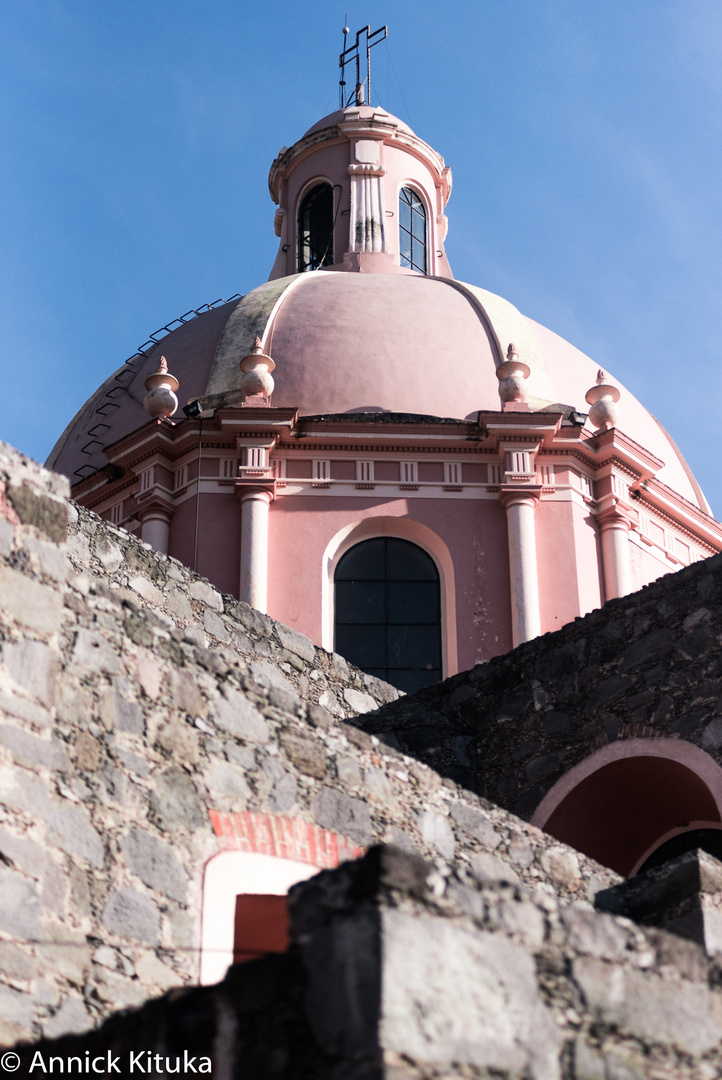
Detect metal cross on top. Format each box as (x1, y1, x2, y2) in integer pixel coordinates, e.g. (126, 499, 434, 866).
(339, 24, 388, 109)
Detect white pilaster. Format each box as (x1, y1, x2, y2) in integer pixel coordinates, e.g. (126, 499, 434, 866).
(501, 489, 542, 647)
(599, 511, 633, 600)
(239, 489, 272, 612)
(348, 163, 387, 253)
(140, 510, 171, 555)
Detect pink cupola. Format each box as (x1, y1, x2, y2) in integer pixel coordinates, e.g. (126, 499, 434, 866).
(267, 104, 453, 279)
(48, 36, 722, 690)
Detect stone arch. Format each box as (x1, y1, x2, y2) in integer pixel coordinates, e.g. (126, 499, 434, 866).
(530, 739, 722, 877)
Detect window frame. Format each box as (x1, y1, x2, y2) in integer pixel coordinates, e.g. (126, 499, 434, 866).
(398, 184, 429, 275)
(321, 518, 458, 683)
(297, 180, 335, 272)
(333, 537, 443, 692)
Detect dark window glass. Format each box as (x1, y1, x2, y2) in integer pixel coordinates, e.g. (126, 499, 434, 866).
(334, 538, 441, 691)
(298, 184, 334, 272)
(399, 187, 427, 274)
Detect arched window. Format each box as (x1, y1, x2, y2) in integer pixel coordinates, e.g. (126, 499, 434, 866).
(297, 183, 334, 272)
(334, 537, 441, 693)
(399, 187, 427, 274)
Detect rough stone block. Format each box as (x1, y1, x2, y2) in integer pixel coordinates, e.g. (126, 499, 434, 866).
(149, 766, 205, 831)
(134, 952, 180, 990)
(0, 827, 59, 881)
(381, 911, 561, 1078)
(494, 899, 546, 949)
(0, 688, 52, 727)
(336, 756, 362, 788)
(204, 608, 230, 642)
(418, 810, 455, 860)
(280, 730, 327, 778)
(129, 575, 164, 606)
(449, 802, 502, 850)
(0, 940, 35, 980)
(205, 760, 251, 802)
(0, 764, 51, 816)
(67, 531, 91, 565)
(307, 702, 333, 729)
(0, 984, 34, 1030)
(94, 537, 124, 572)
(311, 786, 374, 846)
(155, 716, 199, 765)
(562, 902, 628, 960)
(0, 513, 13, 556)
(573, 957, 722, 1056)
(229, 601, 273, 636)
(46, 802, 105, 868)
(41, 995, 94, 1040)
(21, 533, 67, 581)
(168, 668, 205, 716)
(621, 628, 674, 672)
(75, 731, 102, 771)
(121, 827, 187, 902)
(212, 686, 270, 743)
(7, 482, 67, 542)
(36, 925, 92, 985)
(268, 684, 301, 714)
(471, 852, 521, 886)
(72, 629, 120, 674)
(318, 689, 344, 717)
(165, 586, 194, 621)
(275, 623, 316, 663)
(268, 771, 298, 813)
(102, 886, 161, 945)
(100, 689, 144, 734)
(189, 579, 223, 611)
(249, 658, 296, 696)
(364, 766, 394, 802)
(0, 724, 69, 771)
(112, 745, 150, 777)
(90, 967, 150, 1008)
(0, 565, 63, 636)
(539, 845, 581, 889)
(0, 867, 42, 939)
(225, 743, 256, 769)
(343, 687, 378, 714)
(508, 837, 535, 868)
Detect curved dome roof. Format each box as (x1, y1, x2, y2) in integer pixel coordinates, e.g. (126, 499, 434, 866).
(302, 106, 416, 138)
(48, 270, 709, 512)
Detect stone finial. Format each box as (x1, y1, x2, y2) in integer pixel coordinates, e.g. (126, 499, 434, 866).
(239, 339, 276, 401)
(585, 369, 620, 432)
(143, 356, 179, 419)
(496, 343, 531, 407)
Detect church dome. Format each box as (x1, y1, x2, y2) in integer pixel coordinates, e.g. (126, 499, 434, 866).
(48, 268, 709, 512)
(46, 97, 710, 513)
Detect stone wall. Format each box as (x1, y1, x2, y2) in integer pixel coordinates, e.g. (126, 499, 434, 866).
(359, 549, 722, 819)
(11, 846, 722, 1080)
(0, 442, 618, 1048)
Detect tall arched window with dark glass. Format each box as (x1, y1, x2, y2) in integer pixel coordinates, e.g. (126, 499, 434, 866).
(334, 537, 441, 693)
(399, 187, 427, 274)
(297, 183, 334, 272)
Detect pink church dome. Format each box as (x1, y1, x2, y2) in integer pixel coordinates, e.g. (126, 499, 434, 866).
(46, 100, 710, 513)
(48, 268, 709, 512)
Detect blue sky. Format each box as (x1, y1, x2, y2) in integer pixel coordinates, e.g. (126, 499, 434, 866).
(2, 1, 722, 511)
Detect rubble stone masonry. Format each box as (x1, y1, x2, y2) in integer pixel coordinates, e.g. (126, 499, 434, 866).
(0, 442, 619, 1051)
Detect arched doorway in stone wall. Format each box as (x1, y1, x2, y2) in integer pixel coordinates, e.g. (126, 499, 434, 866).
(531, 739, 722, 877)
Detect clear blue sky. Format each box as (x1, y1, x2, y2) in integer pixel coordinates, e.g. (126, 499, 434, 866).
(2, 1, 721, 511)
